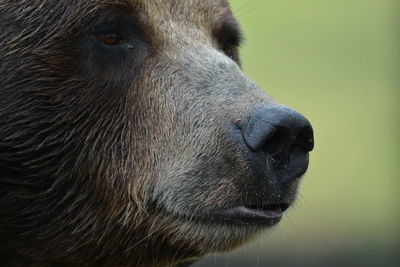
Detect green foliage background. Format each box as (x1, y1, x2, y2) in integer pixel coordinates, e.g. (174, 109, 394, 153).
(197, 0, 399, 266)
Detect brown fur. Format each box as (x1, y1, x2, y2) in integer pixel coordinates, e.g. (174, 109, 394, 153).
(0, 1, 304, 266)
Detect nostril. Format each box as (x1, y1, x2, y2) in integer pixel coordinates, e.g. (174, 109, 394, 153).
(238, 121, 277, 152)
(260, 127, 292, 168)
(293, 125, 314, 152)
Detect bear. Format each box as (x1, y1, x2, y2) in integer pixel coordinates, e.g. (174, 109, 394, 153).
(0, 0, 313, 266)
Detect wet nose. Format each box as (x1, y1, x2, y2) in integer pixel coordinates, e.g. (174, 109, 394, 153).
(239, 106, 314, 170)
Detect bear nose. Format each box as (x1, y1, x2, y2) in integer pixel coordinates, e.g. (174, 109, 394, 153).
(238, 106, 314, 170)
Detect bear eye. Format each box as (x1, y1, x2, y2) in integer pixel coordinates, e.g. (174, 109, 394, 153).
(96, 33, 122, 45)
(213, 19, 242, 62)
(222, 46, 236, 59)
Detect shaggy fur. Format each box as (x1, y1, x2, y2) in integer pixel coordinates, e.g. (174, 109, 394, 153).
(0, 1, 311, 266)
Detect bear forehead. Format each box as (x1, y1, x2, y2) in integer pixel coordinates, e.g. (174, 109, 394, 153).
(17, 0, 232, 21)
(97, 0, 234, 30)
(5, 0, 235, 38)
(105, 0, 230, 15)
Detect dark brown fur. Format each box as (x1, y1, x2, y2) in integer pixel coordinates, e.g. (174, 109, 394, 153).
(0, 1, 302, 266)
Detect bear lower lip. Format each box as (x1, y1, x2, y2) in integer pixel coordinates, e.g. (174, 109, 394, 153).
(217, 204, 289, 225)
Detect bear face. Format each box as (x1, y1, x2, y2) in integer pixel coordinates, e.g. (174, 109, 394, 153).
(0, 1, 313, 266)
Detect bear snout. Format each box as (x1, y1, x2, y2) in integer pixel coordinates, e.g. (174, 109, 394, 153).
(235, 105, 314, 181)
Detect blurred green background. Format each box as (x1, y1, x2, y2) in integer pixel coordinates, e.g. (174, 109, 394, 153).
(196, 0, 399, 266)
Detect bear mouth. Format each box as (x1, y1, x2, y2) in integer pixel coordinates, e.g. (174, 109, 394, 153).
(216, 203, 290, 225)
(155, 201, 291, 227)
